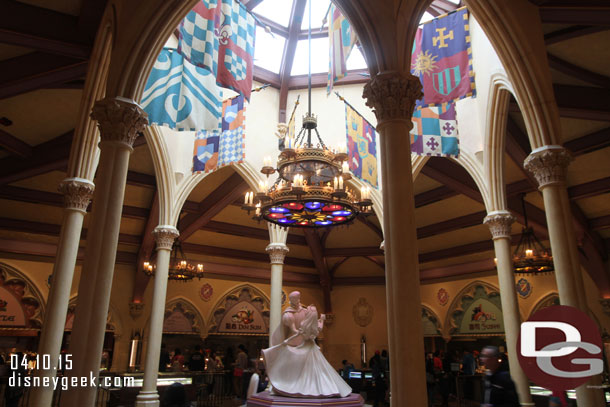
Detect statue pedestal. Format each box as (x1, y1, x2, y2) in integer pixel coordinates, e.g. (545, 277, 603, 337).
(247, 391, 364, 406)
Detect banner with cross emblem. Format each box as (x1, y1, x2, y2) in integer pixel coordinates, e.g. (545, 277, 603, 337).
(410, 102, 459, 158)
(411, 7, 475, 108)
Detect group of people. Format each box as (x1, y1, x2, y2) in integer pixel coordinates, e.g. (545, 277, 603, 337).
(159, 344, 224, 373)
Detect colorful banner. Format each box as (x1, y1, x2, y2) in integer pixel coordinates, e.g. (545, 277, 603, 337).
(178, 0, 256, 100)
(411, 7, 475, 108)
(327, 4, 357, 94)
(410, 102, 459, 157)
(345, 103, 378, 188)
(141, 48, 223, 131)
(193, 94, 246, 172)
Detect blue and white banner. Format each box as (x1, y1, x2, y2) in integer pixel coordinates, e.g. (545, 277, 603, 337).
(141, 48, 222, 131)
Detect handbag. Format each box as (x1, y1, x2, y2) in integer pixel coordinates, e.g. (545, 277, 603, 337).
(234, 367, 244, 377)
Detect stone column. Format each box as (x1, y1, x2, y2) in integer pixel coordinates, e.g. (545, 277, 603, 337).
(136, 226, 179, 407)
(484, 211, 533, 406)
(363, 71, 427, 407)
(524, 145, 604, 407)
(63, 97, 147, 407)
(28, 178, 94, 407)
(266, 223, 289, 345)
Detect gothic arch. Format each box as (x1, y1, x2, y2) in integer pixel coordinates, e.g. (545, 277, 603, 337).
(484, 73, 514, 212)
(207, 284, 270, 334)
(421, 304, 442, 337)
(0, 262, 46, 328)
(444, 280, 501, 337)
(65, 296, 123, 336)
(160, 296, 206, 337)
(528, 292, 560, 319)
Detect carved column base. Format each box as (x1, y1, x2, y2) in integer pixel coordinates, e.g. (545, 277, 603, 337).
(135, 391, 160, 407)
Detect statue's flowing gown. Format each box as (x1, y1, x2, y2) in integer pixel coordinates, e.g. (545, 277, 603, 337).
(262, 305, 351, 398)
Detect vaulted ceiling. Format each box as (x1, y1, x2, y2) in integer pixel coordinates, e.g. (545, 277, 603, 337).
(0, 0, 608, 307)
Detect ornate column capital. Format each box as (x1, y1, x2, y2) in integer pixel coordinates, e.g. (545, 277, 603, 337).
(153, 226, 179, 251)
(129, 302, 145, 320)
(58, 177, 95, 212)
(362, 71, 423, 124)
(484, 211, 515, 240)
(90, 96, 148, 148)
(266, 243, 289, 265)
(523, 145, 572, 189)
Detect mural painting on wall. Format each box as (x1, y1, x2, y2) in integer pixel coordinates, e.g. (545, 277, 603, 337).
(437, 288, 449, 306)
(353, 297, 373, 327)
(515, 278, 532, 299)
(208, 286, 270, 335)
(0, 263, 44, 329)
(200, 283, 213, 302)
(450, 283, 504, 335)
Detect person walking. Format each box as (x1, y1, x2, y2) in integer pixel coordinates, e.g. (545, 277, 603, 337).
(479, 346, 519, 407)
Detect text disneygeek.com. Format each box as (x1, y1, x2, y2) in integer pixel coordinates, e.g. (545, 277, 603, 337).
(9, 372, 135, 391)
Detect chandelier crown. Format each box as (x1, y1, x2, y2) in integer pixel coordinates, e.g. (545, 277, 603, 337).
(143, 240, 205, 281)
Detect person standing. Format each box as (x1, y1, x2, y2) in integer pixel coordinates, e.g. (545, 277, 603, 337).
(479, 346, 519, 407)
(188, 345, 205, 371)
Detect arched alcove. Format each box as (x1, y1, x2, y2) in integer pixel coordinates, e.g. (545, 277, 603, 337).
(0, 262, 46, 329)
(162, 297, 206, 338)
(207, 284, 270, 335)
(444, 281, 503, 338)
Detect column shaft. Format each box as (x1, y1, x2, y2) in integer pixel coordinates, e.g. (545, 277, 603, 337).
(524, 146, 604, 406)
(269, 263, 283, 340)
(29, 180, 94, 407)
(136, 227, 177, 407)
(493, 238, 533, 405)
(363, 71, 427, 407)
(63, 97, 147, 407)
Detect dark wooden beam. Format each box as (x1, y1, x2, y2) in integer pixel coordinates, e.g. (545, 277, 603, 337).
(547, 53, 610, 89)
(0, 217, 140, 246)
(0, 129, 31, 157)
(202, 220, 307, 246)
(0, 185, 149, 220)
(304, 229, 332, 312)
(590, 215, 610, 231)
(568, 176, 610, 200)
(330, 257, 349, 276)
(77, 0, 108, 40)
(181, 242, 314, 268)
(420, 259, 496, 281)
(0, 0, 91, 58)
(253, 13, 289, 37)
(333, 276, 385, 286)
(544, 25, 608, 45)
(420, 158, 482, 202)
(0, 130, 73, 185)
(297, 30, 328, 40)
(178, 173, 249, 241)
(253, 66, 281, 88)
(325, 247, 384, 257)
(553, 84, 610, 121)
(564, 127, 610, 155)
(126, 171, 156, 188)
(539, 6, 610, 25)
(356, 214, 383, 240)
(287, 70, 369, 89)
(414, 186, 458, 208)
(278, 0, 307, 122)
(0, 238, 136, 265)
(363, 256, 385, 270)
(132, 193, 159, 303)
(0, 52, 88, 99)
(418, 236, 517, 264)
(203, 261, 318, 284)
(417, 211, 486, 239)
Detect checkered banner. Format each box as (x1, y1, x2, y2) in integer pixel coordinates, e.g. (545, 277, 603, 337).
(141, 48, 222, 131)
(193, 94, 246, 172)
(410, 102, 459, 158)
(178, 0, 256, 100)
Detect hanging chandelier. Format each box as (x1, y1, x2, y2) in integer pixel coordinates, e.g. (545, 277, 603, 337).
(512, 195, 554, 274)
(143, 240, 204, 282)
(241, 1, 372, 228)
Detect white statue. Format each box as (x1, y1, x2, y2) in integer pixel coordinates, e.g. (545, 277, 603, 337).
(263, 291, 352, 398)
